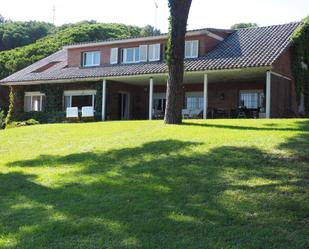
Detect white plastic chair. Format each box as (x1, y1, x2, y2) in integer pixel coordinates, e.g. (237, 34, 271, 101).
(190, 109, 203, 118)
(182, 109, 190, 119)
(81, 106, 94, 118)
(66, 107, 79, 118)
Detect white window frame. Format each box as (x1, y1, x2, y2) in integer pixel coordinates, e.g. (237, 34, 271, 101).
(122, 47, 140, 64)
(24, 92, 45, 112)
(139, 45, 148, 62)
(239, 90, 264, 109)
(82, 51, 101, 67)
(110, 48, 118, 64)
(148, 44, 160, 62)
(64, 90, 97, 110)
(185, 40, 199, 59)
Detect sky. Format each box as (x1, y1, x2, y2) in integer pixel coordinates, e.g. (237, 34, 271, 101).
(0, 0, 308, 32)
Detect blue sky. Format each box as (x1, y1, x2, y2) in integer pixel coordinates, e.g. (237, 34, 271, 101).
(0, 0, 308, 32)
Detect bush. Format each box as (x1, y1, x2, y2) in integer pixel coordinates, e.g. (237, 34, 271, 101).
(0, 108, 5, 129)
(6, 118, 40, 129)
(15, 111, 65, 124)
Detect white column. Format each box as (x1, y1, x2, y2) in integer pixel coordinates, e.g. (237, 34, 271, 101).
(266, 71, 271, 119)
(102, 79, 107, 121)
(203, 73, 208, 119)
(149, 77, 154, 120)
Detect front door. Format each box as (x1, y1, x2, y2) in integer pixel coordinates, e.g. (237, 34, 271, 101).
(118, 92, 130, 120)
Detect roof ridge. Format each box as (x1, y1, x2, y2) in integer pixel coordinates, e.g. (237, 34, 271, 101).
(236, 21, 300, 31)
(63, 27, 233, 48)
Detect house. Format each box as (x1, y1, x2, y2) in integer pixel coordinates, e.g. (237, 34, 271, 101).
(0, 22, 301, 120)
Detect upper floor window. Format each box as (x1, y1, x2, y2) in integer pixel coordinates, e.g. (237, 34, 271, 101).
(185, 40, 199, 59)
(122, 47, 140, 63)
(82, 51, 101, 67)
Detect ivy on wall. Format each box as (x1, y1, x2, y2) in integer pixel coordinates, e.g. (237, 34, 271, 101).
(95, 83, 102, 118)
(291, 16, 309, 116)
(40, 84, 64, 112)
(5, 86, 14, 125)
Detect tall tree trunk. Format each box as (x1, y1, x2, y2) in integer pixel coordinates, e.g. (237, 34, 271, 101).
(164, 0, 192, 124)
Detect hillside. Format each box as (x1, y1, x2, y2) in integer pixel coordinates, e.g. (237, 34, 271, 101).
(0, 21, 159, 80)
(0, 20, 55, 51)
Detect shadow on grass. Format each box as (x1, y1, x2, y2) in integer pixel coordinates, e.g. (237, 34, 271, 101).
(183, 119, 309, 132)
(1, 132, 309, 248)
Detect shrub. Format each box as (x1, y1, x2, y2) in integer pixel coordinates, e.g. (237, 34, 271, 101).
(14, 111, 66, 124)
(25, 119, 40, 125)
(5, 86, 14, 126)
(0, 108, 5, 129)
(6, 118, 40, 129)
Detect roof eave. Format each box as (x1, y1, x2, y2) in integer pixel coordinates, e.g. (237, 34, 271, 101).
(0, 66, 272, 86)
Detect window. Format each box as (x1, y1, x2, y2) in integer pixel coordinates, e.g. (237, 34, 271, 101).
(24, 92, 45, 112)
(122, 47, 140, 63)
(110, 48, 118, 64)
(185, 40, 199, 58)
(64, 90, 96, 110)
(240, 90, 264, 109)
(82, 51, 101, 67)
(186, 92, 204, 110)
(148, 44, 160, 61)
(153, 93, 166, 112)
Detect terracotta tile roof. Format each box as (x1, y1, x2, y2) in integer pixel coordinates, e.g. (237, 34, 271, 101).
(0, 22, 300, 84)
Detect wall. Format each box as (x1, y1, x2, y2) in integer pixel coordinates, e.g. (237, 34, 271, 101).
(270, 74, 293, 117)
(154, 79, 265, 111)
(0, 86, 8, 111)
(107, 81, 147, 120)
(11, 78, 268, 120)
(67, 33, 225, 67)
(272, 48, 298, 115)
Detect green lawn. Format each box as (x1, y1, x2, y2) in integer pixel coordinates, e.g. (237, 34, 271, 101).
(0, 119, 308, 249)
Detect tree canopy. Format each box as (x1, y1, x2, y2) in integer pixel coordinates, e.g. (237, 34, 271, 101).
(0, 20, 55, 51)
(0, 21, 159, 80)
(231, 23, 258, 29)
(291, 16, 309, 116)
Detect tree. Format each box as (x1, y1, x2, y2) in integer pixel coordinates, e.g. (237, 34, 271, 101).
(164, 0, 192, 124)
(0, 14, 4, 23)
(140, 25, 160, 37)
(231, 23, 258, 29)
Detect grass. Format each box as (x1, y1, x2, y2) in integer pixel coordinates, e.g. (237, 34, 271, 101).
(0, 119, 308, 249)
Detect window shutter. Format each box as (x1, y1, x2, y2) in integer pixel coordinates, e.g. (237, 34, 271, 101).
(139, 45, 148, 62)
(154, 44, 160, 61)
(192, 40, 199, 58)
(110, 48, 118, 64)
(185, 41, 191, 58)
(149, 44, 160, 61)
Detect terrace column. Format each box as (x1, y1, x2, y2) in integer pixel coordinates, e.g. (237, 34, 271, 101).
(203, 73, 208, 119)
(266, 71, 271, 119)
(102, 79, 107, 121)
(149, 77, 154, 120)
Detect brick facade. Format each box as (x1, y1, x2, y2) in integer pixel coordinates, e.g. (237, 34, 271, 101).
(11, 78, 269, 120)
(0, 86, 8, 111)
(272, 48, 298, 115)
(67, 34, 223, 67)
